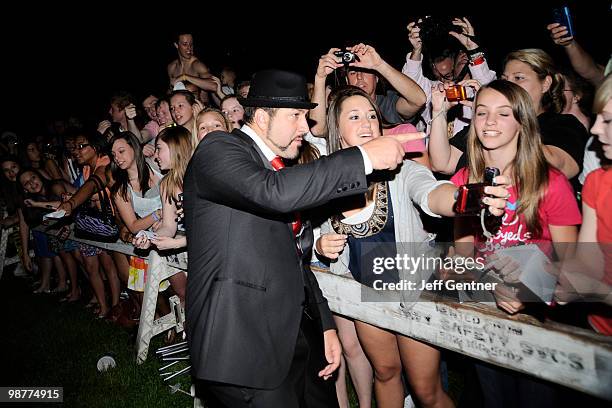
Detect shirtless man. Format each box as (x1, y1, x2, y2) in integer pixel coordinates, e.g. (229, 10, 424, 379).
(167, 32, 217, 94)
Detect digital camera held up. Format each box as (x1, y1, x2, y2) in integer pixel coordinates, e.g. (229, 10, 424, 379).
(334, 50, 358, 65)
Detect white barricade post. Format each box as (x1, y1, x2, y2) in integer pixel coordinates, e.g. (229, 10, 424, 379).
(0, 208, 27, 279)
(32, 224, 188, 364)
(135, 250, 187, 364)
(314, 271, 612, 401)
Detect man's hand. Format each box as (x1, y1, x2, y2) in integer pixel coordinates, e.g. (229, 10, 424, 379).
(361, 133, 426, 170)
(348, 43, 383, 71)
(547, 23, 574, 47)
(316, 233, 347, 260)
(316, 48, 343, 80)
(319, 329, 342, 380)
(22, 254, 33, 272)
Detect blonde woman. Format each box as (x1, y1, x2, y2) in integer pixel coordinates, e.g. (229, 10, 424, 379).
(195, 108, 231, 142)
(133, 126, 194, 302)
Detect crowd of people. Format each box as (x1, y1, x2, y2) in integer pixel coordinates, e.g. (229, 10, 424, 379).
(1, 14, 611, 408)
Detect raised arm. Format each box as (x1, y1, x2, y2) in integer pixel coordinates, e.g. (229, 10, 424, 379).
(427, 84, 463, 173)
(349, 43, 426, 119)
(310, 48, 343, 137)
(546, 23, 605, 87)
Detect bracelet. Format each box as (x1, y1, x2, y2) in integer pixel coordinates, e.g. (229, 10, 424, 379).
(151, 210, 160, 222)
(466, 47, 482, 57)
(428, 108, 447, 125)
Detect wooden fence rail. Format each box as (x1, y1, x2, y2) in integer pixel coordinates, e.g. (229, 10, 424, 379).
(2, 224, 609, 400)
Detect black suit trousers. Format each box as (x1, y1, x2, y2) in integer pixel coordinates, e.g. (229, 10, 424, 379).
(198, 312, 339, 408)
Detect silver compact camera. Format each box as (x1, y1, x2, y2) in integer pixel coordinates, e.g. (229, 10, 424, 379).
(334, 50, 357, 64)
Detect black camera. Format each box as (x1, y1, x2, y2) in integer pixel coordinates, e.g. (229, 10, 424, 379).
(334, 50, 358, 64)
(416, 16, 462, 54)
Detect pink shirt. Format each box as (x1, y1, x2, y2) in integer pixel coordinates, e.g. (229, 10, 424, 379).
(451, 167, 581, 254)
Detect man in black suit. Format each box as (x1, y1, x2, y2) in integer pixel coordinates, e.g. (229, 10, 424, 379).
(183, 69, 416, 407)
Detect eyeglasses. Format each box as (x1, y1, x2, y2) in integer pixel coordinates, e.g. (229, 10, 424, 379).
(76, 143, 91, 150)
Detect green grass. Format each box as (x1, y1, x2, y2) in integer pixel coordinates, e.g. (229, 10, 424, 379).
(0, 269, 192, 408)
(0, 266, 466, 408)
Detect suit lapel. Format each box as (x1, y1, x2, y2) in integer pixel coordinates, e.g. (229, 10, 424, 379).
(232, 129, 274, 171)
(232, 130, 305, 248)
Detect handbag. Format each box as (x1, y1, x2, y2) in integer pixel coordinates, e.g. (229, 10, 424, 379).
(73, 174, 120, 243)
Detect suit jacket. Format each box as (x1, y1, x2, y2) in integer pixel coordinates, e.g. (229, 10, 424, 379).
(183, 129, 368, 389)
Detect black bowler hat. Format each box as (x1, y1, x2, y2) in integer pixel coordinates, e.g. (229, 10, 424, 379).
(238, 69, 317, 109)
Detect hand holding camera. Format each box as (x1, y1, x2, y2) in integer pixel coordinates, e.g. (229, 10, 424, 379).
(316, 48, 344, 79)
(346, 43, 383, 71)
(454, 167, 509, 237)
(333, 50, 358, 66)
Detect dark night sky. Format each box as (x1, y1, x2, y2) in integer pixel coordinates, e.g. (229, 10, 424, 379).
(1, 1, 610, 135)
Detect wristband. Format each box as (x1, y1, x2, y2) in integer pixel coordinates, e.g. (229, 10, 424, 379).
(466, 47, 482, 57)
(470, 55, 485, 66)
(151, 210, 160, 222)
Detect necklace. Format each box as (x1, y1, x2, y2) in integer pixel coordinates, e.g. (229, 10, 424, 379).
(331, 181, 388, 238)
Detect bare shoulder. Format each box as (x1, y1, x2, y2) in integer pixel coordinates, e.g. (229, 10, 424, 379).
(167, 59, 179, 74)
(192, 58, 210, 75)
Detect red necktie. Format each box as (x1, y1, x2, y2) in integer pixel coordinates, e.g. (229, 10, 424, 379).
(270, 156, 302, 236)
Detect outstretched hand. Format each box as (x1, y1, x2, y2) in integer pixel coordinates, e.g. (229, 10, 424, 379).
(319, 329, 341, 380)
(361, 133, 426, 170)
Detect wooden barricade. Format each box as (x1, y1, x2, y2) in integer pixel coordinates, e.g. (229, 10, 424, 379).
(315, 271, 612, 401)
(16, 224, 612, 400)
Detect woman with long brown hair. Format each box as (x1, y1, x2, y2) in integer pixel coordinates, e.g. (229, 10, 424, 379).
(317, 86, 510, 408)
(452, 79, 581, 407)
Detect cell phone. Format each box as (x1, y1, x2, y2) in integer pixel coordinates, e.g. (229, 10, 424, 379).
(454, 183, 488, 215)
(552, 6, 574, 37)
(454, 167, 500, 215)
(445, 85, 468, 102)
